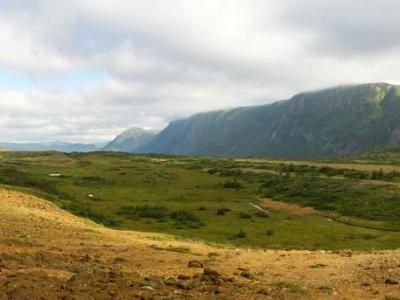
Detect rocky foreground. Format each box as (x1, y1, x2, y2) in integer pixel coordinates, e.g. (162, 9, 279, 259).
(0, 188, 399, 299)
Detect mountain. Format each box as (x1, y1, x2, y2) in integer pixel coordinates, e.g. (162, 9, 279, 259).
(0, 142, 102, 153)
(102, 127, 157, 152)
(139, 83, 400, 158)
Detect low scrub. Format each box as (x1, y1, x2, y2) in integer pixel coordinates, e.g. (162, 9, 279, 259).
(118, 205, 203, 228)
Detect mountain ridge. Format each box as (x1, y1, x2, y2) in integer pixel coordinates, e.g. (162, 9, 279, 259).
(137, 83, 400, 158)
(0, 141, 102, 153)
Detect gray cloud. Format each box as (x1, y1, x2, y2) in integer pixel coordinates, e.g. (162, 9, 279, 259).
(0, 0, 400, 143)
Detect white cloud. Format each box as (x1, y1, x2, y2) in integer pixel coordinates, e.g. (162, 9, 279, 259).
(0, 0, 400, 142)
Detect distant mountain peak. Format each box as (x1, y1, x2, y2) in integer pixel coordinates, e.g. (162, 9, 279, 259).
(102, 127, 157, 153)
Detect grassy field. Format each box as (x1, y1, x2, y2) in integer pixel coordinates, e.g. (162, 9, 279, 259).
(1, 151, 400, 250)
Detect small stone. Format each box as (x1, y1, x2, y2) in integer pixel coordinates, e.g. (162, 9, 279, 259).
(164, 277, 178, 286)
(80, 254, 91, 262)
(173, 290, 183, 295)
(221, 276, 234, 282)
(385, 279, 399, 285)
(0, 291, 7, 300)
(203, 267, 220, 277)
(337, 250, 352, 257)
(141, 286, 154, 292)
(214, 287, 222, 294)
(240, 270, 255, 280)
(257, 288, 271, 296)
(178, 274, 191, 280)
(188, 260, 203, 268)
(176, 281, 190, 290)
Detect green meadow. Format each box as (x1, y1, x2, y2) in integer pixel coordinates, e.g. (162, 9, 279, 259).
(1, 151, 400, 250)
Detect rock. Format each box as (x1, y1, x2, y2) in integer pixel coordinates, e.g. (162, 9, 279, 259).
(188, 278, 202, 288)
(334, 250, 352, 257)
(385, 278, 399, 285)
(221, 276, 235, 282)
(113, 257, 126, 263)
(203, 267, 220, 278)
(108, 270, 120, 279)
(257, 288, 271, 296)
(188, 260, 203, 268)
(178, 274, 191, 280)
(214, 287, 222, 294)
(240, 270, 255, 280)
(164, 277, 178, 286)
(173, 290, 183, 295)
(79, 254, 91, 262)
(140, 286, 154, 292)
(143, 275, 164, 287)
(0, 291, 7, 300)
(176, 281, 190, 290)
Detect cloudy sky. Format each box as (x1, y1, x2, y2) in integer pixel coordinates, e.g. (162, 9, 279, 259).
(1, 0, 400, 143)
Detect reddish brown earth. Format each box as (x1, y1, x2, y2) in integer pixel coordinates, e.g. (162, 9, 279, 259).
(0, 188, 399, 299)
(258, 198, 318, 216)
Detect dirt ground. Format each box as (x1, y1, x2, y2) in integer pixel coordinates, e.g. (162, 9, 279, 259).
(258, 198, 318, 216)
(0, 188, 399, 299)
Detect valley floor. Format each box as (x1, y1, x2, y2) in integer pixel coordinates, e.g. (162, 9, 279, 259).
(0, 188, 399, 299)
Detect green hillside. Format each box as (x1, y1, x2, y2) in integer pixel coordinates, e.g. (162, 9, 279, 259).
(139, 83, 400, 158)
(1, 151, 400, 250)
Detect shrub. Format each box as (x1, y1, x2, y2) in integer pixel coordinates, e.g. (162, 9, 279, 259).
(207, 252, 219, 260)
(361, 233, 377, 240)
(255, 211, 269, 218)
(117, 205, 169, 220)
(223, 180, 241, 189)
(216, 207, 231, 215)
(235, 229, 247, 238)
(265, 230, 275, 236)
(75, 176, 109, 186)
(206, 168, 218, 175)
(76, 207, 119, 227)
(239, 212, 252, 219)
(170, 210, 203, 228)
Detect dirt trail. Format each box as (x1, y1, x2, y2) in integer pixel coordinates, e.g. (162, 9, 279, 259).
(0, 188, 399, 299)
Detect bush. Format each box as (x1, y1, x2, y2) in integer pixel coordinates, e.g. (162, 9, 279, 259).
(265, 230, 274, 236)
(170, 210, 203, 228)
(76, 207, 120, 227)
(117, 205, 204, 228)
(255, 211, 269, 218)
(239, 212, 252, 219)
(75, 176, 108, 186)
(117, 205, 169, 220)
(223, 180, 241, 189)
(361, 233, 377, 240)
(216, 207, 231, 215)
(235, 229, 247, 238)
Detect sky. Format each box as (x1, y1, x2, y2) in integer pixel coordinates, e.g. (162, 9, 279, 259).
(1, 0, 400, 143)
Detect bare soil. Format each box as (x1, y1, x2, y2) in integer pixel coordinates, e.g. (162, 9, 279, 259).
(0, 188, 399, 299)
(258, 198, 318, 216)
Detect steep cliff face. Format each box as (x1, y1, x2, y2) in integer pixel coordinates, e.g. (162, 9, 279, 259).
(138, 83, 400, 158)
